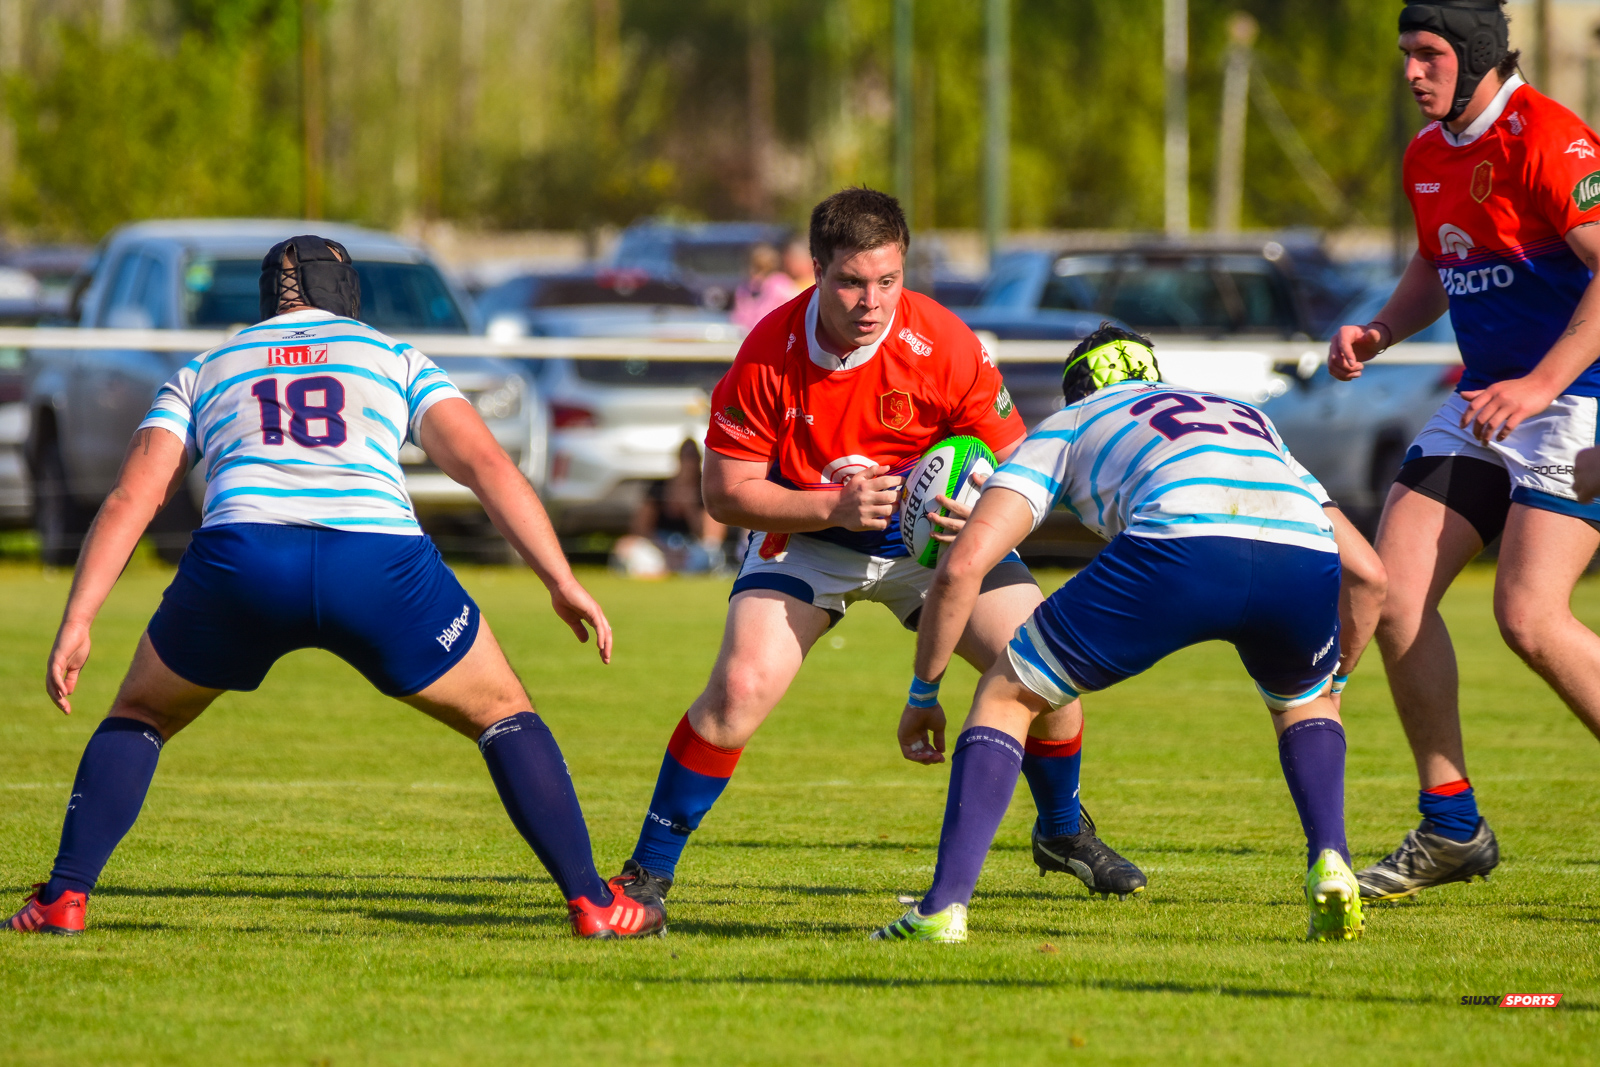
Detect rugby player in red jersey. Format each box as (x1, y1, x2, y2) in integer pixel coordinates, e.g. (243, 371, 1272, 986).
(1330, 1, 1600, 901)
(610, 189, 1145, 916)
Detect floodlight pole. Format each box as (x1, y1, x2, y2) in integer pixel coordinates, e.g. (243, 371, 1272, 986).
(895, 0, 914, 233)
(1164, 0, 1189, 236)
(1212, 12, 1256, 234)
(985, 0, 1010, 263)
(300, 0, 324, 220)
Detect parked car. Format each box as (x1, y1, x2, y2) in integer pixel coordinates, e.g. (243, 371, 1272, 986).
(612, 220, 796, 311)
(477, 268, 739, 341)
(24, 219, 545, 563)
(1262, 280, 1462, 529)
(477, 268, 732, 538)
(962, 234, 1359, 343)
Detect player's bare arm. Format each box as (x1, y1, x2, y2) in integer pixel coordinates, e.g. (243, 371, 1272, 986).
(924, 441, 1022, 543)
(897, 487, 1035, 763)
(1326, 505, 1387, 698)
(417, 396, 611, 663)
(1328, 250, 1449, 381)
(702, 449, 902, 533)
(46, 426, 189, 715)
(1459, 224, 1600, 442)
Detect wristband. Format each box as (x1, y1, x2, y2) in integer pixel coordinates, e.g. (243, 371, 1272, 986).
(1329, 673, 1350, 698)
(1367, 320, 1393, 353)
(907, 676, 941, 709)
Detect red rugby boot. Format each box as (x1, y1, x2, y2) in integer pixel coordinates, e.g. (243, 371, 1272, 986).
(568, 877, 666, 939)
(8, 883, 87, 935)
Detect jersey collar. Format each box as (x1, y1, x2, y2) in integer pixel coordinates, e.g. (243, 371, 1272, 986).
(1441, 73, 1524, 148)
(804, 288, 896, 372)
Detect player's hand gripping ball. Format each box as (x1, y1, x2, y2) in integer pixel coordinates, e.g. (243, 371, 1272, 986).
(900, 435, 997, 568)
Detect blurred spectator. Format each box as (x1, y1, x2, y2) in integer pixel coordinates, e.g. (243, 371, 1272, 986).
(611, 439, 733, 578)
(730, 243, 801, 330)
(783, 239, 816, 289)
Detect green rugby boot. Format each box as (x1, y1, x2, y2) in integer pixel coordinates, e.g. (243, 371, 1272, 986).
(1305, 849, 1364, 942)
(870, 901, 967, 944)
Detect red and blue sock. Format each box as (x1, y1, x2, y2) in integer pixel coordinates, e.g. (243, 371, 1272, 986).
(1276, 717, 1349, 867)
(44, 717, 165, 904)
(1020, 728, 1082, 837)
(921, 727, 1025, 914)
(631, 715, 743, 879)
(477, 712, 611, 906)
(1419, 778, 1479, 842)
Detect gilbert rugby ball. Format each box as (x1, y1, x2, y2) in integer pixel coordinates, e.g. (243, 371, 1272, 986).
(900, 435, 997, 568)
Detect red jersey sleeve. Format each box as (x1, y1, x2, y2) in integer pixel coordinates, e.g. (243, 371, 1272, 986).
(947, 336, 1026, 451)
(706, 340, 782, 463)
(1524, 100, 1600, 235)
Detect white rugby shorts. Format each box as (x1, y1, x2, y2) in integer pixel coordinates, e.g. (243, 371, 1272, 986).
(1407, 391, 1600, 520)
(729, 531, 1033, 630)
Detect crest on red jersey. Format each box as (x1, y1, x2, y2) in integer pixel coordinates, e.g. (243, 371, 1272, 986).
(1471, 161, 1494, 204)
(879, 390, 914, 431)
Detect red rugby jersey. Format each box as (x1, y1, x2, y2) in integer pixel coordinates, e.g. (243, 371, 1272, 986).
(1404, 77, 1600, 395)
(707, 286, 1025, 556)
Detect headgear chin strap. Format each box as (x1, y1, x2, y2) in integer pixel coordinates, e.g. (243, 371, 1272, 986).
(258, 235, 361, 322)
(1399, 1, 1510, 124)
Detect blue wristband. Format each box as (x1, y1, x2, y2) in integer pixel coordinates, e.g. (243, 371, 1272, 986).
(907, 676, 941, 709)
(1330, 673, 1350, 697)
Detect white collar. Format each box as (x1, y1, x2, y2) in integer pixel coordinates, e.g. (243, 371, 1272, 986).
(804, 288, 895, 372)
(1442, 73, 1524, 148)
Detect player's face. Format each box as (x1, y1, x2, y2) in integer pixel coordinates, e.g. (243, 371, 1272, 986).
(813, 244, 904, 352)
(1400, 30, 1458, 122)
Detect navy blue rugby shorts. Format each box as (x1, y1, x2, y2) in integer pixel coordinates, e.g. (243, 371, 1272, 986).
(1007, 533, 1340, 711)
(147, 523, 480, 696)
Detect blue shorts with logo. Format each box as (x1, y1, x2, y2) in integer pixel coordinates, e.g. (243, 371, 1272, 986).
(1007, 533, 1340, 711)
(147, 523, 480, 696)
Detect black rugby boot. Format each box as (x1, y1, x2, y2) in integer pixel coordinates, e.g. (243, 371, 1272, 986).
(613, 858, 673, 909)
(1032, 808, 1148, 900)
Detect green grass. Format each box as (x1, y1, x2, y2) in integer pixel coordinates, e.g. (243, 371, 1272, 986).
(1, 556, 1597, 1064)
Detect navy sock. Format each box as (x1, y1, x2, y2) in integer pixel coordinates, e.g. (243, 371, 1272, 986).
(1419, 779, 1479, 842)
(1276, 717, 1349, 868)
(1021, 729, 1082, 837)
(45, 717, 165, 903)
(477, 713, 610, 905)
(631, 715, 741, 879)
(922, 727, 1025, 914)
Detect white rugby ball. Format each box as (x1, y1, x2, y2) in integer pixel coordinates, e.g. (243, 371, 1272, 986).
(900, 436, 997, 568)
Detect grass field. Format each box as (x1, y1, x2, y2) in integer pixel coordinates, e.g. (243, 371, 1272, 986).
(1, 553, 1597, 1065)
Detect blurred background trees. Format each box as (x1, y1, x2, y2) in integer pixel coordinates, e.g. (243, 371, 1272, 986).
(0, 0, 1440, 240)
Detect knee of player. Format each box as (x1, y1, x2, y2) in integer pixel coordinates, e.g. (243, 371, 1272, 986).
(711, 662, 783, 715)
(1494, 603, 1551, 663)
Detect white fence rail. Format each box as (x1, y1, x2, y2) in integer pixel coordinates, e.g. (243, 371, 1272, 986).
(0, 327, 1462, 367)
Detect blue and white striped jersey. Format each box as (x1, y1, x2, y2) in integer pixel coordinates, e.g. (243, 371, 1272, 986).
(138, 309, 465, 535)
(984, 382, 1335, 553)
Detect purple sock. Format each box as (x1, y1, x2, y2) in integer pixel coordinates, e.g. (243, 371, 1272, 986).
(921, 727, 1025, 913)
(45, 717, 165, 903)
(1277, 718, 1349, 867)
(477, 713, 611, 906)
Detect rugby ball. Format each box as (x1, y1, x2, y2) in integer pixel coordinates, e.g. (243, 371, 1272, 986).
(900, 436, 997, 568)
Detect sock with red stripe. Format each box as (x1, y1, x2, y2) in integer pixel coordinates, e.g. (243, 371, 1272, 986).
(1419, 778, 1479, 842)
(921, 727, 1025, 913)
(631, 715, 742, 879)
(1020, 728, 1082, 837)
(44, 717, 165, 904)
(1276, 717, 1349, 867)
(477, 713, 611, 906)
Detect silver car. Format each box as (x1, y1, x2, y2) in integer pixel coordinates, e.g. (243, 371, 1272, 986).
(1262, 281, 1462, 529)
(25, 219, 544, 563)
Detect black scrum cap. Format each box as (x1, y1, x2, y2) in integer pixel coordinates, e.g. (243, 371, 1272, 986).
(258, 235, 361, 323)
(1399, 1, 1510, 124)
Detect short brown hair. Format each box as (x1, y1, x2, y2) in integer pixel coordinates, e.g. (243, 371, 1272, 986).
(808, 187, 910, 272)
